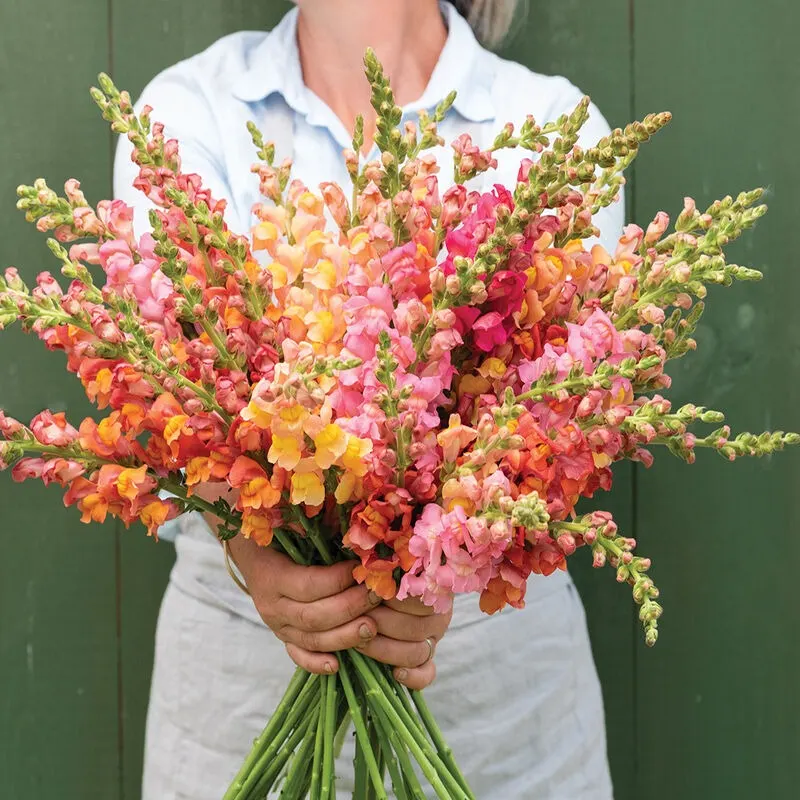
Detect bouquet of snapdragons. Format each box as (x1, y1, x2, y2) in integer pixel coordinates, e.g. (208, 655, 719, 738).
(1, 51, 796, 799)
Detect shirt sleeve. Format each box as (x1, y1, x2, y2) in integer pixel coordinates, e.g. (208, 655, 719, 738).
(490, 67, 627, 253)
(549, 81, 626, 253)
(113, 66, 235, 236)
(113, 67, 227, 545)
(576, 104, 626, 255)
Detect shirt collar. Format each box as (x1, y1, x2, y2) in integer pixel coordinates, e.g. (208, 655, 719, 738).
(231, 2, 496, 123)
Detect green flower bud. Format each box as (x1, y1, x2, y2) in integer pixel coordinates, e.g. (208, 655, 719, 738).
(46, 238, 70, 262)
(511, 492, 550, 530)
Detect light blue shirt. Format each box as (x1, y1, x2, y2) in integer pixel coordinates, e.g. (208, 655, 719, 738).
(114, 1, 624, 542)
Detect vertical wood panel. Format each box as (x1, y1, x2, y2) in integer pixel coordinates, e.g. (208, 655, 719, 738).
(633, 1, 800, 797)
(502, 5, 638, 797)
(10, 3, 796, 798)
(0, 2, 120, 798)
(109, 5, 286, 796)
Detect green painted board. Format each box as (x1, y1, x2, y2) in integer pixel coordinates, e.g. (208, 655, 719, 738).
(502, 5, 638, 796)
(632, 1, 800, 797)
(3, 2, 799, 798)
(109, 5, 289, 797)
(110, 1, 287, 96)
(0, 2, 120, 798)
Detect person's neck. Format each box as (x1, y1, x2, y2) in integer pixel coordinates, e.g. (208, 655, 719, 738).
(296, 0, 448, 149)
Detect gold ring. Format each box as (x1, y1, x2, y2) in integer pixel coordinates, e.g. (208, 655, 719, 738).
(422, 637, 435, 665)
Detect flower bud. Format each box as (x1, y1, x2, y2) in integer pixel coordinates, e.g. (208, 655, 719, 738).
(432, 308, 456, 330)
(429, 268, 446, 295)
(440, 185, 467, 227)
(0, 411, 25, 437)
(644, 211, 670, 246)
(476, 414, 494, 439)
(392, 189, 413, 218)
(557, 533, 577, 556)
(445, 274, 461, 295)
(343, 148, 358, 170)
(497, 495, 515, 514)
(4, 268, 26, 291)
(639, 304, 665, 325)
(364, 161, 382, 183)
(469, 283, 488, 304)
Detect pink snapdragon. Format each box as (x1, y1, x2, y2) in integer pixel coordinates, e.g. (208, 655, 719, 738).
(99, 234, 172, 322)
(566, 307, 626, 370)
(30, 410, 79, 447)
(472, 312, 508, 351)
(343, 285, 395, 360)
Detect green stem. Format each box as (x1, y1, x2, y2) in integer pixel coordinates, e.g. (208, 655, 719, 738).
(142, 345, 233, 423)
(320, 674, 337, 800)
(357, 657, 428, 746)
(392, 735, 427, 800)
(333, 707, 351, 761)
(395, 426, 410, 487)
(278, 705, 321, 800)
(232, 674, 320, 798)
(274, 527, 312, 565)
(245, 707, 319, 800)
(368, 698, 413, 800)
(350, 653, 461, 800)
(650, 434, 712, 449)
(389, 676, 422, 732)
(353, 710, 369, 798)
(199, 317, 241, 369)
(194, 226, 217, 284)
(290, 507, 335, 565)
(366, 711, 384, 800)
(3, 286, 232, 420)
(411, 690, 474, 799)
(246, 283, 265, 323)
(17, 441, 119, 469)
(338, 656, 388, 799)
(409, 298, 447, 371)
(222, 668, 310, 799)
(515, 374, 594, 404)
(550, 521, 586, 534)
(310, 683, 325, 800)
(158, 478, 238, 527)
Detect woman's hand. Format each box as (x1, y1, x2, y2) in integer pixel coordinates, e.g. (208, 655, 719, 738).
(229, 535, 451, 689)
(229, 534, 381, 671)
(362, 596, 452, 690)
(193, 482, 452, 689)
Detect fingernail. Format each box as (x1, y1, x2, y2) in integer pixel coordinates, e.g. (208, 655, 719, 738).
(367, 591, 381, 605)
(395, 668, 408, 682)
(359, 623, 373, 640)
(323, 662, 334, 674)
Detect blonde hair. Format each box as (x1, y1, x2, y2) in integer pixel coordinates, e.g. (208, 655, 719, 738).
(452, 0, 520, 48)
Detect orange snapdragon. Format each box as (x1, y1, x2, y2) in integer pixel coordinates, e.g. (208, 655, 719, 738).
(229, 455, 281, 511)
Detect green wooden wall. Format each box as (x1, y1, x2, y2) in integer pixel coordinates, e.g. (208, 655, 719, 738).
(1, 2, 797, 798)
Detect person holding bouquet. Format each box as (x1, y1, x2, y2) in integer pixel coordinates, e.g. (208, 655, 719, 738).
(114, 2, 622, 797)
